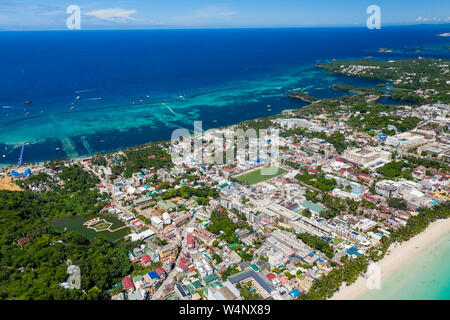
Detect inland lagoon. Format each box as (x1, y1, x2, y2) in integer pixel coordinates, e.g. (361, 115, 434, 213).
(50, 214, 130, 242)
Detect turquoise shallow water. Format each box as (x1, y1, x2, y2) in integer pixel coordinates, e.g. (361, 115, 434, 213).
(360, 231, 450, 300)
(0, 27, 449, 165)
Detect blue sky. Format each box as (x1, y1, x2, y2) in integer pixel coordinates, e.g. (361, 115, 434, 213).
(0, 0, 449, 30)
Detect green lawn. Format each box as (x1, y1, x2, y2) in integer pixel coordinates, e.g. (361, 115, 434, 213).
(234, 166, 288, 185)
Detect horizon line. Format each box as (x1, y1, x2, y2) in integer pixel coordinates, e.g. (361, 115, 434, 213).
(1, 22, 449, 32)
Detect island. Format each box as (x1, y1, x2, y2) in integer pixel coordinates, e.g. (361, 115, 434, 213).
(1, 56, 449, 302)
(317, 58, 450, 104)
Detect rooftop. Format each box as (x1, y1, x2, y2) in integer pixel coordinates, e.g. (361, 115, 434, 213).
(228, 269, 274, 295)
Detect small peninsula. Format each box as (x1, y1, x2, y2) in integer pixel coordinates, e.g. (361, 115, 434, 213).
(288, 91, 318, 103)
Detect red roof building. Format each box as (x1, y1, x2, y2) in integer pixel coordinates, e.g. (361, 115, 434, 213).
(155, 267, 166, 277)
(160, 256, 176, 265)
(122, 276, 135, 293)
(178, 263, 188, 271)
(363, 193, 376, 203)
(177, 256, 191, 272)
(140, 254, 152, 267)
(193, 227, 214, 241)
(266, 273, 276, 281)
(186, 234, 195, 250)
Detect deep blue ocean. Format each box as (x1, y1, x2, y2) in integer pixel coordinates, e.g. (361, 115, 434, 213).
(0, 26, 449, 164)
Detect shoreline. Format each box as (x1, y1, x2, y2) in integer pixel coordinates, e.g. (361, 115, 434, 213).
(0, 154, 91, 172)
(330, 218, 450, 300)
(0, 54, 436, 168)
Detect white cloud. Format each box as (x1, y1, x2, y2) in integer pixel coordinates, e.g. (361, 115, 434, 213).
(170, 5, 236, 25)
(85, 8, 137, 23)
(416, 16, 429, 22)
(40, 9, 65, 17)
(194, 5, 236, 19)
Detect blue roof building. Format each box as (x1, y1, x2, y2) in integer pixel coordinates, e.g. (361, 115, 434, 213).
(11, 169, 31, 177)
(148, 271, 159, 279)
(377, 133, 387, 141)
(346, 246, 361, 256)
(289, 288, 301, 298)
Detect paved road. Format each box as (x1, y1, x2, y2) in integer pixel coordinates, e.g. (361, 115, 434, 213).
(151, 218, 196, 300)
(152, 253, 182, 300)
(81, 159, 201, 300)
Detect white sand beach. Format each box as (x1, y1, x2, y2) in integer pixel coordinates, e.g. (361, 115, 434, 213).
(330, 218, 450, 300)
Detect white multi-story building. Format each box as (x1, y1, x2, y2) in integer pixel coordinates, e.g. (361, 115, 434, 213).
(151, 216, 164, 230)
(375, 180, 398, 197)
(386, 132, 426, 150)
(343, 147, 391, 167)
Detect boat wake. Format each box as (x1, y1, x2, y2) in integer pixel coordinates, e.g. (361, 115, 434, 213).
(75, 89, 96, 93)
